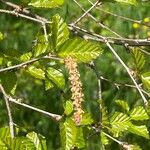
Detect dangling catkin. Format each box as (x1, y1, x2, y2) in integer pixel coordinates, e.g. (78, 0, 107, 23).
(65, 56, 84, 125)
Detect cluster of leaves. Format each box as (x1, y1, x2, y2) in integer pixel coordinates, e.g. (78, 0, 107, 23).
(0, 127, 47, 149)
(0, 0, 150, 149)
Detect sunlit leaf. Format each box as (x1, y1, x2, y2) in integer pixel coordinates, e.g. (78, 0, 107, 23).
(46, 67, 65, 89)
(32, 35, 49, 57)
(58, 38, 102, 62)
(132, 48, 145, 71)
(59, 118, 76, 150)
(27, 132, 47, 150)
(64, 100, 73, 116)
(45, 78, 54, 90)
(128, 125, 149, 139)
(75, 128, 85, 149)
(29, 0, 64, 8)
(80, 112, 93, 125)
(27, 66, 45, 79)
(50, 14, 69, 51)
(115, 100, 130, 112)
(130, 106, 149, 121)
(101, 131, 109, 145)
(141, 72, 150, 91)
(20, 52, 32, 62)
(110, 112, 131, 137)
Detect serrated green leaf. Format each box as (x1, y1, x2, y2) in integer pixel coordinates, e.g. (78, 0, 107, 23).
(51, 14, 69, 51)
(0, 72, 17, 95)
(114, 0, 137, 5)
(101, 132, 109, 145)
(32, 35, 49, 57)
(45, 78, 54, 90)
(130, 106, 149, 121)
(58, 38, 102, 62)
(141, 72, 150, 91)
(20, 52, 32, 62)
(10, 137, 36, 150)
(27, 66, 45, 79)
(115, 100, 130, 112)
(29, 0, 64, 8)
(26, 132, 47, 150)
(0, 127, 11, 140)
(46, 67, 65, 89)
(64, 100, 73, 116)
(59, 118, 76, 150)
(128, 125, 149, 139)
(75, 128, 85, 149)
(132, 48, 145, 71)
(80, 113, 93, 125)
(110, 112, 131, 137)
(0, 140, 7, 150)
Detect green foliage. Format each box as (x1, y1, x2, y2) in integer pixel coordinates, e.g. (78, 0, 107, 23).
(0, 0, 150, 149)
(58, 38, 102, 62)
(29, 0, 64, 8)
(0, 127, 47, 149)
(50, 14, 69, 52)
(132, 48, 145, 72)
(141, 72, 150, 91)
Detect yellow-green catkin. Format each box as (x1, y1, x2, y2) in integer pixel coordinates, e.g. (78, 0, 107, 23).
(65, 56, 84, 125)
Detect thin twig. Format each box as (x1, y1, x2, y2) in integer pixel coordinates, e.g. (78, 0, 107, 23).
(73, 0, 100, 25)
(93, 4, 150, 28)
(1, 3, 150, 47)
(0, 86, 62, 121)
(0, 55, 62, 73)
(42, 23, 48, 42)
(73, 0, 122, 38)
(9, 98, 62, 122)
(0, 84, 15, 138)
(0, 9, 45, 24)
(105, 41, 148, 106)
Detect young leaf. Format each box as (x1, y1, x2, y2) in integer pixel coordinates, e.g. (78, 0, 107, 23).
(46, 67, 65, 89)
(29, 0, 64, 8)
(32, 35, 49, 57)
(130, 106, 149, 121)
(20, 52, 32, 62)
(0, 140, 7, 150)
(141, 72, 150, 91)
(110, 112, 131, 136)
(27, 66, 45, 79)
(75, 128, 85, 149)
(50, 14, 69, 51)
(115, 100, 130, 112)
(80, 112, 93, 125)
(10, 137, 36, 150)
(0, 127, 11, 140)
(132, 48, 145, 71)
(101, 131, 109, 145)
(45, 78, 54, 90)
(26, 132, 47, 150)
(58, 38, 102, 62)
(59, 118, 77, 150)
(128, 125, 149, 139)
(64, 100, 74, 116)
